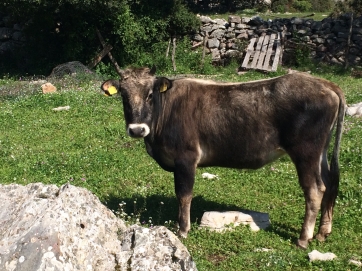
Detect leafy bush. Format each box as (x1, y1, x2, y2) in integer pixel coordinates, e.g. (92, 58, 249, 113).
(293, 0, 312, 12)
(271, 0, 292, 13)
(312, 0, 334, 12)
(2, 0, 199, 75)
(271, 0, 333, 12)
(332, 0, 362, 16)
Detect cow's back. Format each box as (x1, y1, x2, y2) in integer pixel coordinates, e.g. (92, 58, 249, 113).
(149, 73, 343, 169)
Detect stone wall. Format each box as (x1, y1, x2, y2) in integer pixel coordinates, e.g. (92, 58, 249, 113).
(192, 13, 362, 67)
(0, 12, 25, 55)
(2, 11, 362, 68)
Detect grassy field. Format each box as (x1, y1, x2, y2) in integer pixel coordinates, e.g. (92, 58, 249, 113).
(0, 64, 361, 270)
(209, 11, 331, 22)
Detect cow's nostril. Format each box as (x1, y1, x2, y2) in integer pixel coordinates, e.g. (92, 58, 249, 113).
(128, 124, 150, 138)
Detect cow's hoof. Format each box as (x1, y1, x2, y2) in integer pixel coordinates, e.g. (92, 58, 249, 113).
(178, 230, 188, 239)
(296, 239, 308, 249)
(315, 232, 329, 242)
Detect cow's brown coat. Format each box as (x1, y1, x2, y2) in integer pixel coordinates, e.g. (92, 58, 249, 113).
(101, 67, 345, 249)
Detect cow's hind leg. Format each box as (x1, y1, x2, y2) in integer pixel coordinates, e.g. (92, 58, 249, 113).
(174, 155, 197, 238)
(316, 149, 336, 242)
(295, 157, 326, 249)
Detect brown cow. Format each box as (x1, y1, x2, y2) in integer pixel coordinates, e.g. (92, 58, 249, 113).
(101, 67, 345, 249)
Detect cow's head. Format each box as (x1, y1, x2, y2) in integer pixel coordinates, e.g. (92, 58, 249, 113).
(101, 66, 157, 138)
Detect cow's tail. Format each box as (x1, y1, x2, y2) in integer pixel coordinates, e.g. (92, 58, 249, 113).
(329, 91, 346, 208)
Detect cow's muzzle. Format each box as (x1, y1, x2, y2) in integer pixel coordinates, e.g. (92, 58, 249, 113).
(127, 124, 150, 138)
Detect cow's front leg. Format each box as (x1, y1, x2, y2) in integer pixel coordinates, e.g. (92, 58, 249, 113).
(174, 156, 196, 238)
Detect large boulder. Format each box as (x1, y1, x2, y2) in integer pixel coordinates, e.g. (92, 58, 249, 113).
(0, 183, 197, 271)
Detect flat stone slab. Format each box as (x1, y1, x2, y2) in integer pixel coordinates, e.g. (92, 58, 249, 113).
(200, 210, 270, 232)
(346, 102, 362, 117)
(308, 250, 337, 262)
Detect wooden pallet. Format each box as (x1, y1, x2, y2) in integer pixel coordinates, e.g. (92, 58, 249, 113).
(241, 33, 282, 72)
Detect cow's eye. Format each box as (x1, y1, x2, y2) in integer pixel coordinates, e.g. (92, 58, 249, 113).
(147, 91, 153, 101)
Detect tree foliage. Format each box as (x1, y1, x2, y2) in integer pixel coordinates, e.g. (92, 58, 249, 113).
(332, 0, 362, 16)
(2, 0, 199, 74)
(184, 0, 268, 12)
(271, 0, 334, 12)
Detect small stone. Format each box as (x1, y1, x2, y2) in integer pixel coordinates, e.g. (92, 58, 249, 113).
(41, 83, 57, 94)
(308, 250, 337, 262)
(349, 259, 362, 267)
(200, 210, 270, 232)
(52, 106, 70, 111)
(228, 15, 241, 24)
(202, 173, 218, 179)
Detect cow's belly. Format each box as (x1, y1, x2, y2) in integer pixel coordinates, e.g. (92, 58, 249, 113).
(145, 139, 286, 171)
(262, 147, 286, 165)
(198, 146, 286, 169)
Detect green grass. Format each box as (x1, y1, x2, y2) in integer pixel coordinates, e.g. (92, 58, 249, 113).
(208, 11, 331, 22)
(0, 65, 362, 270)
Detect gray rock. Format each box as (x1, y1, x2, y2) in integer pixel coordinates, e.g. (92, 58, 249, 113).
(235, 23, 248, 29)
(291, 18, 304, 25)
(313, 38, 325, 44)
(214, 18, 227, 27)
(211, 48, 221, 60)
(0, 41, 14, 53)
(207, 38, 220, 49)
(301, 36, 310, 42)
(352, 34, 362, 41)
(0, 183, 126, 271)
(349, 259, 362, 267)
(228, 15, 241, 24)
(12, 31, 24, 41)
(210, 29, 224, 39)
(192, 33, 204, 42)
(200, 25, 212, 34)
(199, 16, 214, 24)
(225, 49, 241, 58)
(249, 16, 264, 26)
(353, 28, 362, 35)
(13, 23, 23, 31)
(225, 32, 235, 39)
(0, 27, 13, 41)
(119, 225, 197, 271)
(337, 32, 349, 38)
(308, 250, 337, 262)
(0, 183, 197, 271)
(346, 102, 362, 117)
(242, 17, 251, 24)
(236, 33, 248, 40)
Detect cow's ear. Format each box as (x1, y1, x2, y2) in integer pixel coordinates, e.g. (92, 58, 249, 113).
(101, 80, 119, 96)
(149, 65, 156, 76)
(157, 77, 171, 93)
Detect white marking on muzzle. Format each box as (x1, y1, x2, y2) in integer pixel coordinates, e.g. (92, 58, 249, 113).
(127, 123, 150, 138)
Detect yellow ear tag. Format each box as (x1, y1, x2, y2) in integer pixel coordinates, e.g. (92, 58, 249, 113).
(160, 83, 168, 93)
(108, 86, 118, 95)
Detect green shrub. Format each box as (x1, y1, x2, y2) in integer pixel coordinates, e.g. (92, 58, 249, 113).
(293, 0, 312, 12)
(2, 0, 199, 75)
(312, 0, 334, 12)
(332, 0, 362, 16)
(271, 0, 292, 13)
(271, 0, 333, 12)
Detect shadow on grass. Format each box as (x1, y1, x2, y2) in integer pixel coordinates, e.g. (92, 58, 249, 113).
(104, 193, 300, 242)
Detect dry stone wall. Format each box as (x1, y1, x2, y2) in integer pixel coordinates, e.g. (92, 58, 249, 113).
(2, 11, 362, 68)
(192, 13, 362, 67)
(0, 12, 25, 55)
